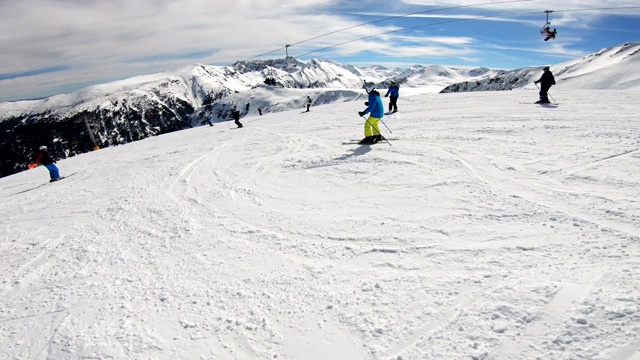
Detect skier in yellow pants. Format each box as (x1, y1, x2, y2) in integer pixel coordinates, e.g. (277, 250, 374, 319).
(358, 89, 384, 144)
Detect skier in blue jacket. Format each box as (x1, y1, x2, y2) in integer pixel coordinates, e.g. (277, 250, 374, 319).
(385, 81, 399, 113)
(358, 89, 384, 144)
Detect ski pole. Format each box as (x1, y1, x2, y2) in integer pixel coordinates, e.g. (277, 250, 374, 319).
(547, 91, 556, 104)
(361, 115, 392, 146)
(379, 118, 392, 133)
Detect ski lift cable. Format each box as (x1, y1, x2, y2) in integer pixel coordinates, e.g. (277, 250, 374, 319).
(243, 4, 640, 62)
(545, 6, 640, 14)
(286, 0, 534, 48)
(296, 11, 541, 58)
(247, 46, 289, 62)
(242, 0, 533, 62)
(294, 5, 640, 58)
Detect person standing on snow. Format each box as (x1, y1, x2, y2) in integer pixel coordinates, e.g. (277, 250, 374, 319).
(385, 81, 399, 113)
(534, 66, 556, 104)
(305, 96, 312, 112)
(33, 145, 61, 182)
(231, 107, 243, 128)
(357, 89, 384, 144)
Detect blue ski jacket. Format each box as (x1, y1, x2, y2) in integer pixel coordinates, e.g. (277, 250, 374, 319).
(362, 91, 384, 118)
(385, 84, 399, 98)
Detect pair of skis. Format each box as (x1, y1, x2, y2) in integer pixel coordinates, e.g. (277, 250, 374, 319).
(49, 172, 76, 182)
(342, 137, 398, 145)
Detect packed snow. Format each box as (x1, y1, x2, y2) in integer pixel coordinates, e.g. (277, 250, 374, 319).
(1, 88, 639, 360)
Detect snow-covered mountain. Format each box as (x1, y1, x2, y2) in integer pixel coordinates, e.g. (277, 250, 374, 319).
(0, 59, 496, 178)
(0, 59, 495, 122)
(441, 42, 640, 93)
(1, 42, 639, 178)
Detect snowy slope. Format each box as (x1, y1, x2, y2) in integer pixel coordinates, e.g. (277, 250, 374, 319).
(553, 42, 640, 90)
(442, 42, 640, 93)
(1, 88, 639, 360)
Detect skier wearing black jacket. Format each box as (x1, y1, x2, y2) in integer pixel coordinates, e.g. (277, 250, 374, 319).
(534, 66, 556, 104)
(231, 108, 243, 128)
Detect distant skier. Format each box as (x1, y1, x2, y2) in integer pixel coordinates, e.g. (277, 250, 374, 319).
(534, 66, 556, 104)
(305, 96, 312, 112)
(385, 81, 399, 113)
(33, 145, 61, 182)
(357, 89, 384, 144)
(231, 108, 243, 128)
(258, 108, 263, 116)
(245, 102, 250, 115)
(207, 118, 214, 127)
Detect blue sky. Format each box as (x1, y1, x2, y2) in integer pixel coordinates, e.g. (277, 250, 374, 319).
(1, 0, 639, 102)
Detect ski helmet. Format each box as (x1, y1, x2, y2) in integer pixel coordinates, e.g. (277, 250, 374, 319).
(39, 145, 47, 151)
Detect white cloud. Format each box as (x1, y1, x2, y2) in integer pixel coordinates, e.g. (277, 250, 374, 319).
(1, 0, 639, 101)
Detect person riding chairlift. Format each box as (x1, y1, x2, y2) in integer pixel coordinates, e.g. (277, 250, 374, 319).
(539, 10, 557, 42)
(542, 27, 557, 41)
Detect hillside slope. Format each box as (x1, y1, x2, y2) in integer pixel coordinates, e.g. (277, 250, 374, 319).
(1, 89, 638, 360)
(441, 42, 640, 93)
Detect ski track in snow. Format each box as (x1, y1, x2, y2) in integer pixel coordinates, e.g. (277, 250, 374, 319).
(1, 89, 639, 359)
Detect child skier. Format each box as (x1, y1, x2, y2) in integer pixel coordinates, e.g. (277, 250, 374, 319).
(33, 146, 61, 182)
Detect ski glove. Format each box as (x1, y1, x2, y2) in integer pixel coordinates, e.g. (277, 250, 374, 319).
(358, 111, 365, 117)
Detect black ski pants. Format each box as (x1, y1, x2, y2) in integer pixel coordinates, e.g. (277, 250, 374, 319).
(388, 95, 398, 112)
(539, 85, 551, 101)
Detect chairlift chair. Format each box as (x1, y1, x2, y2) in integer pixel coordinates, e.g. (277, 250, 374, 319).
(264, 65, 277, 86)
(284, 44, 297, 69)
(539, 10, 552, 34)
(539, 10, 557, 41)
